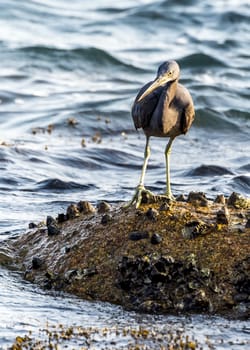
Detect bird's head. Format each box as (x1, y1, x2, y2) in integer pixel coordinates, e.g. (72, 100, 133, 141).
(137, 60, 180, 102)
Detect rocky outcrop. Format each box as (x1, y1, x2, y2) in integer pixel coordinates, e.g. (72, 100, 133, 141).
(2, 192, 250, 319)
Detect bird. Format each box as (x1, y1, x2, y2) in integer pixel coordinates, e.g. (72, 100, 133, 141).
(128, 60, 195, 208)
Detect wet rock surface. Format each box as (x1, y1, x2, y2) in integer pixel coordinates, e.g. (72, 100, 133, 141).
(2, 192, 250, 319)
(117, 253, 215, 313)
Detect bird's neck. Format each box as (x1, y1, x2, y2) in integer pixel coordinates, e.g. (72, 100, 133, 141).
(164, 79, 178, 104)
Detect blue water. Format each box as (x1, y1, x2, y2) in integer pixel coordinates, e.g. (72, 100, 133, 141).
(0, 0, 249, 348)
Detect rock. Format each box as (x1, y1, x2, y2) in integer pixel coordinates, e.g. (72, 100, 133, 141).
(0, 247, 13, 266)
(47, 225, 60, 236)
(57, 213, 68, 223)
(227, 192, 250, 209)
(6, 196, 250, 318)
(46, 216, 60, 236)
(129, 231, 149, 241)
(46, 216, 56, 226)
(28, 222, 37, 229)
(97, 201, 111, 213)
(117, 253, 214, 313)
(245, 218, 250, 229)
(101, 213, 112, 225)
(145, 207, 158, 221)
(176, 194, 186, 202)
(182, 220, 207, 239)
(216, 207, 230, 225)
(233, 257, 250, 294)
(214, 194, 226, 204)
(66, 204, 80, 219)
(150, 233, 162, 244)
(82, 267, 98, 278)
(77, 201, 96, 214)
(32, 257, 44, 269)
(187, 191, 209, 206)
(234, 293, 249, 302)
(159, 202, 171, 211)
(65, 267, 98, 282)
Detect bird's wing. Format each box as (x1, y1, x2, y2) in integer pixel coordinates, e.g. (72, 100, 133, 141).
(176, 84, 195, 134)
(180, 101, 195, 134)
(131, 81, 160, 129)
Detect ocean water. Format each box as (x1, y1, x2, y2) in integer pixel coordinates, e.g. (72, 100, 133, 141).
(0, 0, 249, 348)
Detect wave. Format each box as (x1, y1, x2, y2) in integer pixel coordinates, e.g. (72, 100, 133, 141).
(230, 175, 250, 194)
(179, 53, 226, 69)
(219, 11, 250, 25)
(16, 46, 139, 72)
(33, 178, 96, 192)
(88, 148, 141, 169)
(194, 108, 241, 131)
(187, 165, 234, 177)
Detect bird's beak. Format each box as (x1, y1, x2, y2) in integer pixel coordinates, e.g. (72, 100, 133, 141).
(137, 75, 171, 102)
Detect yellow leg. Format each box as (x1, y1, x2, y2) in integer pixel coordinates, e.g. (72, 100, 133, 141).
(126, 136, 154, 208)
(138, 136, 150, 187)
(165, 137, 175, 200)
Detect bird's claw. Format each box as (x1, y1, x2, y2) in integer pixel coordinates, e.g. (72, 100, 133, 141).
(125, 185, 155, 209)
(164, 193, 175, 201)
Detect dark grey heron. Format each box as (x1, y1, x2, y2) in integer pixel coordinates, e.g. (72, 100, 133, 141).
(128, 60, 195, 208)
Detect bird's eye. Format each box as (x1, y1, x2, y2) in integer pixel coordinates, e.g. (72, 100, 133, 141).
(168, 70, 173, 76)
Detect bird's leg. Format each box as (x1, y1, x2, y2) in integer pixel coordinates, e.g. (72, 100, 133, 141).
(126, 136, 154, 208)
(165, 137, 175, 200)
(138, 136, 150, 189)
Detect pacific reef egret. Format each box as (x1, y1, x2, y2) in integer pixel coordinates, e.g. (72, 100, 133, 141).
(128, 60, 195, 208)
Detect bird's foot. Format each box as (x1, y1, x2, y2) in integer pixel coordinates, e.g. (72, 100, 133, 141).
(125, 185, 155, 209)
(164, 192, 175, 201)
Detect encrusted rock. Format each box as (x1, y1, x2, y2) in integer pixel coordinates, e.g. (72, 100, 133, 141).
(216, 207, 230, 225)
(32, 257, 44, 270)
(227, 192, 250, 209)
(117, 253, 214, 313)
(182, 220, 207, 239)
(245, 218, 250, 229)
(46, 216, 60, 236)
(129, 231, 149, 241)
(159, 202, 171, 211)
(46, 216, 57, 227)
(187, 191, 209, 207)
(101, 213, 112, 225)
(57, 213, 68, 223)
(67, 204, 80, 219)
(145, 207, 158, 221)
(28, 222, 37, 229)
(65, 267, 98, 282)
(176, 194, 186, 202)
(7, 195, 250, 318)
(214, 194, 226, 205)
(97, 201, 111, 213)
(77, 201, 96, 214)
(150, 233, 162, 244)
